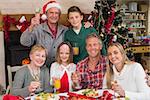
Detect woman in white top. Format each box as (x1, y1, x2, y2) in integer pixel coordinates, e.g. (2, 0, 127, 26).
(50, 42, 76, 93)
(103, 42, 150, 100)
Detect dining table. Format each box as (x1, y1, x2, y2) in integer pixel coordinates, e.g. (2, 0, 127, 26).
(24, 89, 126, 100)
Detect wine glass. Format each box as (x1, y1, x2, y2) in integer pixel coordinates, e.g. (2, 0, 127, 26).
(111, 80, 118, 98)
(72, 72, 81, 90)
(33, 73, 43, 94)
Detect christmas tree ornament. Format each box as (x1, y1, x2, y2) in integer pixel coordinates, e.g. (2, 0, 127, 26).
(112, 35, 117, 42)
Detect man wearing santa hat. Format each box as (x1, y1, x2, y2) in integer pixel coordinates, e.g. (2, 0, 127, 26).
(20, 0, 68, 66)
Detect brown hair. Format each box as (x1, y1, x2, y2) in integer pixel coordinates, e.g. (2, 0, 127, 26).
(56, 42, 73, 64)
(67, 6, 83, 18)
(30, 44, 47, 56)
(106, 42, 131, 88)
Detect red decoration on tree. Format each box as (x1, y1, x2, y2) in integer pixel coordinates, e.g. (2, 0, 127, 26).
(104, 7, 115, 34)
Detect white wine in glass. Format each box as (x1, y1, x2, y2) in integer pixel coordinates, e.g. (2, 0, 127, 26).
(33, 74, 43, 94)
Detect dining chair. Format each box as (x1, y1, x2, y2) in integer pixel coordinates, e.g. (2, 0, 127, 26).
(6, 65, 26, 94)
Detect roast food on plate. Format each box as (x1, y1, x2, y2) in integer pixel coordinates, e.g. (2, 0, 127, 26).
(82, 89, 99, 97)
(35, 92, 59, 100)
(68, 89, 118, 99)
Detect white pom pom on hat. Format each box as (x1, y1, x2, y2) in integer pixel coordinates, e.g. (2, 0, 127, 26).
(41, 0, 61, 20)
(41, 14, 47, 20)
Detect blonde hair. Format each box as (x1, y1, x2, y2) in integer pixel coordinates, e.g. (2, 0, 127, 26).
(56, 42, 73, 64)
(106, 42, 131, 88)
(30, 44, 47, 56)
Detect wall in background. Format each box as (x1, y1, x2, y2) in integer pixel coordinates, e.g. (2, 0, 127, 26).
(0, 32, 5, 88)
(0, 0, 95, 14)
(0, 0, 148, 14)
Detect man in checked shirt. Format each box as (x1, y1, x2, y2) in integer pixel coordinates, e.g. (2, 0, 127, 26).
(71, 33, 108, 90)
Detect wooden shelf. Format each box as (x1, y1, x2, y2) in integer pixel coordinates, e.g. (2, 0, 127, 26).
(129, 27, 146, 29)
(126, 45, 150, 53)
(122, 10, 147, 37)
(123, 19, 146, 21)
(121, 11, 146, 13)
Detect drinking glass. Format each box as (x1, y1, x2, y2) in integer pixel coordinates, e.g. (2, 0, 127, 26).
(74, 82, 81, 90)
(73, 43, 79, 55)
(54, 78, 61, 93)
(34, 74, 43, 94)
(72, 72, 81, 90)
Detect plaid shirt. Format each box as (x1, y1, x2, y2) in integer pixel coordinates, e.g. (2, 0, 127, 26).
(76, 55, 107, 89)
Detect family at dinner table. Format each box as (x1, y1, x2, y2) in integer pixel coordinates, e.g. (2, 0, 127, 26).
(1, 0, 150, 100)
(9, 34, 150, 100)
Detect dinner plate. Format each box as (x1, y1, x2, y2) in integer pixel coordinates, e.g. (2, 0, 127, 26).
(74, 89, 119, 98)
(25, 95, 36, 100)
(57, 92, 69, 97)
(25, 94, 60, 100)
(74, 89, 99, 98)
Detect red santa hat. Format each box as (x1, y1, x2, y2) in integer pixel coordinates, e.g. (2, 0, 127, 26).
(43, 0, 61, 13)
(41, 0, 61, 20)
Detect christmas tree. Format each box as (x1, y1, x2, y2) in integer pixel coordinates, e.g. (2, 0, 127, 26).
(91, 0, 129, 55)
